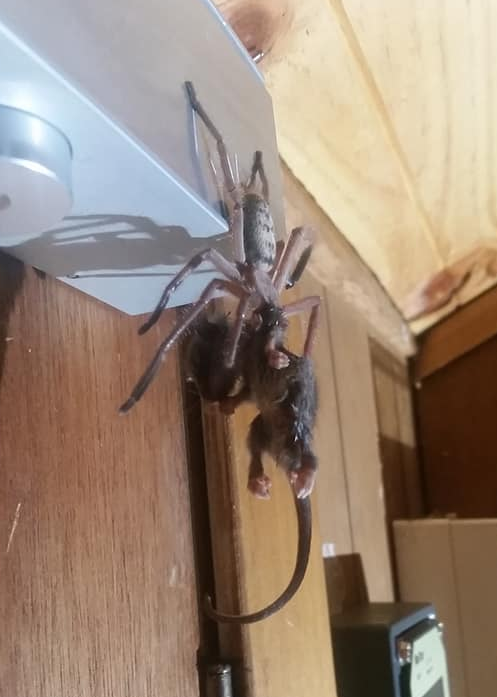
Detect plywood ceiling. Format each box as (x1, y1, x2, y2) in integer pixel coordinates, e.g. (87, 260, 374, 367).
(216, 0, 497, 334)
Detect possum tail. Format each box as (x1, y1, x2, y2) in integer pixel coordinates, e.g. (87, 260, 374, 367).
(203, 494, 312, 624)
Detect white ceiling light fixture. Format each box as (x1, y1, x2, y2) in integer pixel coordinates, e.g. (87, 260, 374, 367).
(0, 104, 72, 246)
(0, 0, 284, 314)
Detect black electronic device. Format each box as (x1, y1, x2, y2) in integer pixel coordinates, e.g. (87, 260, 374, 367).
(331, 602, 451, 697)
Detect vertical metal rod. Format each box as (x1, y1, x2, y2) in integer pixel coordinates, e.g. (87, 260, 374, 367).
(205, 663, 233, 697)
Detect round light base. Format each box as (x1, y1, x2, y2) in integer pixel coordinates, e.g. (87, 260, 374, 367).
(0, 106, 72, 247)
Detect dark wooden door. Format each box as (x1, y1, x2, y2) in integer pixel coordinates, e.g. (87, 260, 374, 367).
(0, 255, 200, 696)
(416, 334, 497, 517)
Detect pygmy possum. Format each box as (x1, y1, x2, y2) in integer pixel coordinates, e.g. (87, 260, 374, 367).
(186, 303, 318, 623)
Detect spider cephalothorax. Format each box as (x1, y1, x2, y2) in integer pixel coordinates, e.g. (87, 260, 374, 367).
(119, 82, 320, 414)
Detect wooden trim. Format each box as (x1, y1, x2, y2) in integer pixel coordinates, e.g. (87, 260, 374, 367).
(326, 290, 394, 602)
(415, 284, 497, 381)
(201, 406, 248, 691)
(323, 554, 369, 615)
(369, 337, 407, 384)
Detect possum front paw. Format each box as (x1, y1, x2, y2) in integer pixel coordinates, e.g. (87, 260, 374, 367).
(247, 475, 272, 499)
(266, 349, 290, 370)
(289, 467, 316, 499)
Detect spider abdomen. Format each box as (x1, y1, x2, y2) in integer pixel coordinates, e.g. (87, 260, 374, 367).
(243, 193, 276, 271)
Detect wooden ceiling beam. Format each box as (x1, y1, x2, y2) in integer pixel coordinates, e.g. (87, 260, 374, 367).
(415, 283, 497, 381)
(282, 163, 415, 358)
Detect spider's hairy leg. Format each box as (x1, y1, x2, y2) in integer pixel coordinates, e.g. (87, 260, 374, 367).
(224, 293, 251, 368)
(285, 244, 314, 289)
(185, 81, 246, 263)
(230, 202, 246, 266)
(273, 226, 315, 292)
(139, 248, 241, 335)
(282, 295, 321, 357)
(185, 82, 240, 205)
(120, 279, 246, 414)
(270, 240, 285, 277)
(247, 150, 269, 201)
(247, 151, 262, 189)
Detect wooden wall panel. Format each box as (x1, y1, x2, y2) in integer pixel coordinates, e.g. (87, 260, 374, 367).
(326, 291, 394, 601)
(0, 256, 199, 697)
(452, 521, 497, 697)
(416, 333, 497, 517)
(371, 341, 423, 523)
(397, 387, 424, 518)
(323, 554, 369, 615)
(370, 341, 423, 596)
(373, 374, 409, 527)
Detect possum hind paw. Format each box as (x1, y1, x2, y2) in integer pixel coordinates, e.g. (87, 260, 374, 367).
(248, 475, 272, 499)
(289, 467, 316, 499)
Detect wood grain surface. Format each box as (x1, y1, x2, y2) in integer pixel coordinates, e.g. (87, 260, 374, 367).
(451, 521, 497, 697)
(215, 0, 497, 332)
(281, 164, 413, 358)
(416, 332, 497, 518)
(0, 255, 199, 697)
(326, 291, 394, 602)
